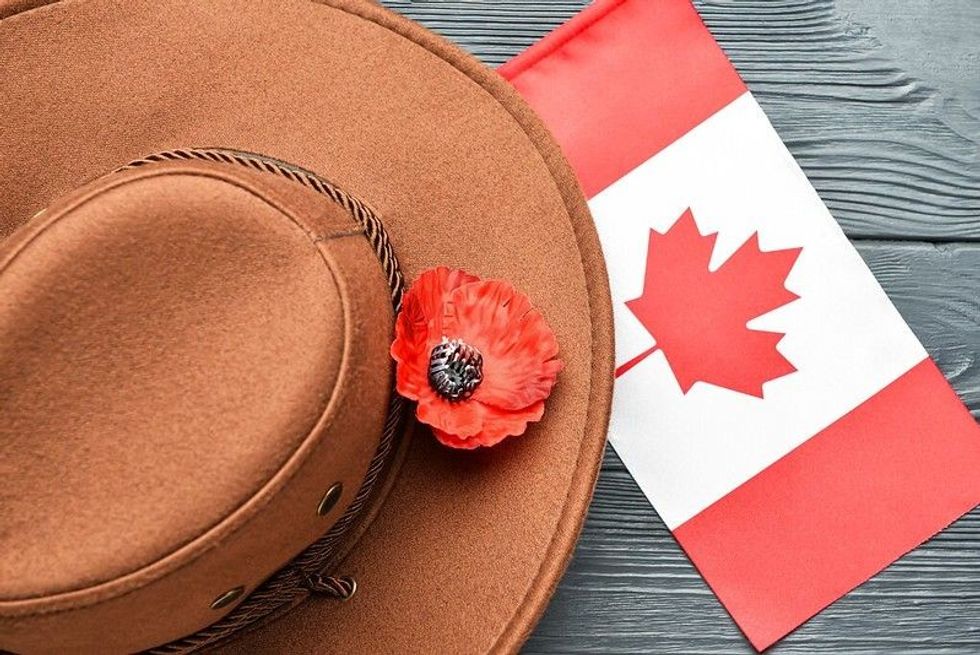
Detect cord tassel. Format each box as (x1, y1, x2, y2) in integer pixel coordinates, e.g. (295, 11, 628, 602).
(304, 573, 357, 601)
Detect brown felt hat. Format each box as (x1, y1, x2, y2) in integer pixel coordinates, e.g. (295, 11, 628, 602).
(0, 0, 614, 653)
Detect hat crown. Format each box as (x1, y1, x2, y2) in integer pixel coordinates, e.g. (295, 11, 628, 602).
(0, 155, 399, 651)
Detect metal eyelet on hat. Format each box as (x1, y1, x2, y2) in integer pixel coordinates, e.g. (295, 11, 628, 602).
(118, 150, 408, 652)
(316, 482, 343, 517)
(209, 586, 245, 611)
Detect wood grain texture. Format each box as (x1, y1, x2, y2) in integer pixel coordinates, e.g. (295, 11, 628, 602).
(387, 0, 980, 242)
(380, 1, 980, 652)
(535, 447, 980, 655)
(860, 242, 980, 418)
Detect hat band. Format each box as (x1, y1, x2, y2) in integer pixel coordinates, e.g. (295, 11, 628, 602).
(117, 149, 409, 654)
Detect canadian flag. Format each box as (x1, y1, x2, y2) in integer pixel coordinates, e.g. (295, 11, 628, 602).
(501, 0, 980, 650)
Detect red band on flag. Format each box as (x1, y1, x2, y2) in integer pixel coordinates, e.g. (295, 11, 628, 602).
(673, 359, 980, 650)
(503, 0, 980, 648)
(500, 0, 746, 198)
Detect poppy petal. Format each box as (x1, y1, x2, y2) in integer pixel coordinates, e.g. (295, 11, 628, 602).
(392, 267, 480, 400)
(450, 280, 562, 410)
(391, 268, 562, 449)
(416, 395, 486, 439)
(432, 400, 546, 449)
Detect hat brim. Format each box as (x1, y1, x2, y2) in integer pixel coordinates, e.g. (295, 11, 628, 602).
(0, 0, 614, 652)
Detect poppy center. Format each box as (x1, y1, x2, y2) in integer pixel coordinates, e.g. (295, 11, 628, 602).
(428, 337, 484, 402)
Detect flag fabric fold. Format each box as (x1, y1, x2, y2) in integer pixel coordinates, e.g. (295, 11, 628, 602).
(501, 0, 980, 649)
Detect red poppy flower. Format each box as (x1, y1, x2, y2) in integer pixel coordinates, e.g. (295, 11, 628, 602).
(390, 267, 563, 449)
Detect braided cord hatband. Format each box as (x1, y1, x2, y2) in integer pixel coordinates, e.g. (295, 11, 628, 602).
(117, 148, 407, 654)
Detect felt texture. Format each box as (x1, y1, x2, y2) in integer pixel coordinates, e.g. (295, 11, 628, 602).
(0, 162, 395, 652)
(0, 0, 615, 653)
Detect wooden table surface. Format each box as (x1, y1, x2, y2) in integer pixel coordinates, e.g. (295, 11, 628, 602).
(383, 1, 980, 652)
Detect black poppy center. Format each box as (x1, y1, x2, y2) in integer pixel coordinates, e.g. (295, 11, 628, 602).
(428, 337, 484, 402)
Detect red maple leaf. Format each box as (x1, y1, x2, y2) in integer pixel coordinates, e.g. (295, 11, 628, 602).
(618, 209, 802, 398)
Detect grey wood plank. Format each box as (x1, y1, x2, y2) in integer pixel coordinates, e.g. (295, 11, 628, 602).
(385, 0, 980, 242)
(859, 241, 980, 418)
(379, 1, 980, 652)
(529, 447, 980, 655)
(526, 240, 980, 654)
